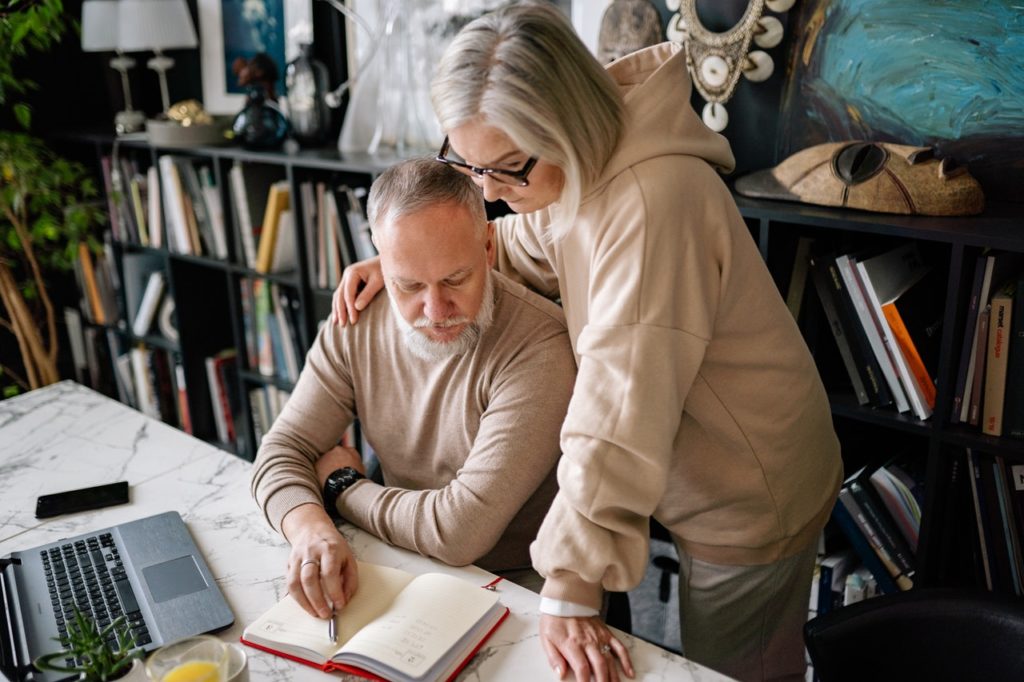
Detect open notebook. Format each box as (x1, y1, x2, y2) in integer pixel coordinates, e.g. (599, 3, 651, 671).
(241, 562, 508, 682)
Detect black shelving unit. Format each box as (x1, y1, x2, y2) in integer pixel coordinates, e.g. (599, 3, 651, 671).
(65, 131, 1024, 592)
(736, 193, 1024, 589)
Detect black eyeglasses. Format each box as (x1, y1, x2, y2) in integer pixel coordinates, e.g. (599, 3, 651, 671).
(435, 136, 538, 187)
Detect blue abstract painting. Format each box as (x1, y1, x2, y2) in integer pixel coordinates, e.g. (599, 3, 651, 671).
(778, 0, 1024, 202)
(220, 0, 286, 97)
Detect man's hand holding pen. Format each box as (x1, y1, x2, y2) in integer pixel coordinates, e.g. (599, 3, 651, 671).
(280, 503, 360, 620)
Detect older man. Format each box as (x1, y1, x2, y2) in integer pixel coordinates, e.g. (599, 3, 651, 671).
(250, 159, 576, 620)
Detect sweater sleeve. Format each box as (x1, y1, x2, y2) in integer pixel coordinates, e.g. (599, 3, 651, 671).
(492, 213, 561, 299)
(337, 330, 575, 566)
(249, 323, 357, 533)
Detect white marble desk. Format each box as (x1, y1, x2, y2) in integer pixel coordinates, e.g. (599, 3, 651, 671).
(0, 382, 730, 681)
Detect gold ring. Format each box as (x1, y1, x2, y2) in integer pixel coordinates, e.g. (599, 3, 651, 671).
(600, 644, 611, 655)
(300, 559, 320, 569)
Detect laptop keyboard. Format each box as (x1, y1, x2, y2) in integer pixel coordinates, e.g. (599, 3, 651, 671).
(40, 533, 152, 664)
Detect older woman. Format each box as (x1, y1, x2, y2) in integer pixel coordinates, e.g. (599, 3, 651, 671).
(332, 4, 842, 681)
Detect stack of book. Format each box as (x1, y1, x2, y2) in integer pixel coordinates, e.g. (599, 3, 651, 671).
(297, 179, 375, 290)
(966, 449, 1024, 595)
(157, 156, 229, 259)
(239, 279, 304, 384)
(949, 252, 1024, 438)
(807, 243, 943, 421)
(831, 461, 924, 595)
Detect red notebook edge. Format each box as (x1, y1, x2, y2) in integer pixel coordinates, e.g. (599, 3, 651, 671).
(239, 605, 510, 682)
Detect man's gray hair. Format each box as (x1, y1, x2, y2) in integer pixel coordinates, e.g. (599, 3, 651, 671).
(367, 158, 487, 238)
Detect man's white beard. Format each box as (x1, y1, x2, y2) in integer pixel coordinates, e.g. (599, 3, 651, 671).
(390, 274, 495, 361)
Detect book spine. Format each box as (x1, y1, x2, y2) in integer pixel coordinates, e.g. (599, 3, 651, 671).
(809, 254, 870, 405)
(993, 456, 1024, 595)
(856, 259, 931, 420)
(831, 497, 900, 594)
(982, 289, 1014, 435)
(969, 306, 991, 426)
(882, 302, 936, 409)
(1005, 277, 1024, 438)
(967, 450, 994, 590)
(848, 479, 916, 578)
(827, 259, 892, 406)
(835, 255, 908, 412)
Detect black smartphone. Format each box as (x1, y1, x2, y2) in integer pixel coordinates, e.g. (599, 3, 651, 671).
(35, 481, 130, 519)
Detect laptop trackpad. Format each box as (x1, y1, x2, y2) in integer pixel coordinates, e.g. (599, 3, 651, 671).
(142, 556, 209, 603)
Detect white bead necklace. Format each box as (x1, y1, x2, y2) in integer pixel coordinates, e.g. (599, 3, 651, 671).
(666, 0, 795, 132)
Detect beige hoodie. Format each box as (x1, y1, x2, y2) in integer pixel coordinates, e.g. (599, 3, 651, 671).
(494, 43, 844, 610)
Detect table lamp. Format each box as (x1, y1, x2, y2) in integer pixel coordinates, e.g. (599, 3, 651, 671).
(117, 0, 199, 116)
(81, 0, 145, 135)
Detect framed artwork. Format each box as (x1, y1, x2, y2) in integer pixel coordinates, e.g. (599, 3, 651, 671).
(778, 0, 1024, 202)
(198, 0, 313, 115)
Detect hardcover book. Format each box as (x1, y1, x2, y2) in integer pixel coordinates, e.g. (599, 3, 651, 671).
(241, 562, 507, 682)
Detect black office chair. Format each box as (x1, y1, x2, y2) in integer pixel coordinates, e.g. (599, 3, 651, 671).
(804, 588, 1024, 682)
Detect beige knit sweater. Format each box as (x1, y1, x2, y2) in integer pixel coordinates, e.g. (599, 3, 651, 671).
(494, 43, 844, 610)
(250, 272, 577, 572)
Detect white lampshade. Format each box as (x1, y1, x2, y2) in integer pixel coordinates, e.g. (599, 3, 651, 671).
(81, 0, 120, 52)
(117, 0, 198, 52)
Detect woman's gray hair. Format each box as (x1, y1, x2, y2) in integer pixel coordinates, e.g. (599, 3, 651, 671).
(367, 158, 487, 238)
(430, 1, 624, 238)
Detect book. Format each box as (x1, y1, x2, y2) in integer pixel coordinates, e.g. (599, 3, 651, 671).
(869, 463, 921, 551)
(269, 209, 298, 274)
(959, 251, 1024, 423)
(1004, 277, 1024, 438)
(132, 271, 166, 337)
(342, 185, 376, 263)
(147, 165, 163, 249)
(966, 449, 994, 590)
(817, 549, 856, 615)
(993, 456, 1024, 595)
(63, 307, 87, 384)
(854, 244, 933, 419)
(838, 479, 913, 591)
(968, 306, 991, 426)
(848, 468, 916, 580)
(228, 163, 282, 268)
(831, 497, 900, 595)
(77, 243, 106, 325)
(121, 252, 165, 335)
(199, 165, 229, 259)
(835, 253, 909, 413)
(158, 155, 191, 254)
(241, 561, 507, 682)
(952, 255, 987, 422)
(809, 252, 870, 405)
(174, 361, 192, 435)
(879, 263, 944, 410)
(982, 280, 1017, 436)
(255, 181, 292, 273)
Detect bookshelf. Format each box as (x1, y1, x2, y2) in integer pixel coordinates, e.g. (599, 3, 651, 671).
(62, 132, 401, 459)
(736, 193, 1024, 593)
(61, 132, 1024, 595)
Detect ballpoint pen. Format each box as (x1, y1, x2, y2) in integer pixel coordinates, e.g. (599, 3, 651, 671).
(329, 606, 337, 644)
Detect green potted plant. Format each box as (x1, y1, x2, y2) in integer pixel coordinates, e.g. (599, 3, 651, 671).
(34, 607, 142, 681)
(0, 0, 107, 397)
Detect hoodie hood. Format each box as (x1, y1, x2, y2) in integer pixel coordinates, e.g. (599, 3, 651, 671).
(593, 42, 735, 196)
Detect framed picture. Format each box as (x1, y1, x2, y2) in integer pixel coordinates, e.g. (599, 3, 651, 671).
(198, 0, 313, 115)
(778, 0, 1024, 202)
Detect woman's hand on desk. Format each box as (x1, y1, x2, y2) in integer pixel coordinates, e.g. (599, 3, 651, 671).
(281, 504, 359, 620)
(540, 614, 633, 682)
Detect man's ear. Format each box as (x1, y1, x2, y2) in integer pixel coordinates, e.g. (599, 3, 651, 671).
(485, 221, 496, 268)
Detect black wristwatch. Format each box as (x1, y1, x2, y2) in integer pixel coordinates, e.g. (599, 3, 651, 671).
(322, 467, 366, 519)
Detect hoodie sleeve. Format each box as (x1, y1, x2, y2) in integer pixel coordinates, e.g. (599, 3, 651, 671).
(530, 162, 726, 609)
(492, 213, 561, 299)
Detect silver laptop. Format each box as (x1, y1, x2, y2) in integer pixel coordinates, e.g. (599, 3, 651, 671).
(1, 511, 234, 682)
